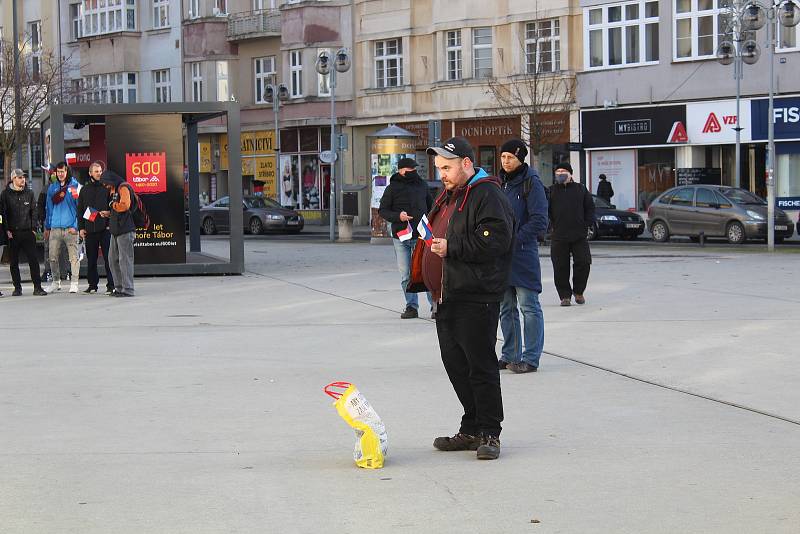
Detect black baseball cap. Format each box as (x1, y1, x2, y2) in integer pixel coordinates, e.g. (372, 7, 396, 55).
(426, 136, 475, 162)
(396, 157, 419, 169)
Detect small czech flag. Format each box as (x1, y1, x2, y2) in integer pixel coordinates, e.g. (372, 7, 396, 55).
(397, 222, 413, 242)
(66, 153, 77, 166)
(83, 206, 99, 222)
(417, 214, 434, 246)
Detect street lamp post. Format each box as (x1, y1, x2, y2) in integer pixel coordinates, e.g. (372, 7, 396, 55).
(12, 0, 23, 169)
(266, 83, 289, 203)
(316, 48, 351, 242)
(717, 0, 800, 251)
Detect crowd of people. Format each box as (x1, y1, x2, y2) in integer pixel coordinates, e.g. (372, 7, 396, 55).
(0, 161, 138, 298)
(381, 136, 597, 460)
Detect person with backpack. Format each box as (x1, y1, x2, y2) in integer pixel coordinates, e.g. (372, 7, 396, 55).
(497, 139, 548, 374)
(44, 161, 81, 293)
(101, 169, 137, 297)
(596, 174, 614, 203)
(78, 161, 115, 295)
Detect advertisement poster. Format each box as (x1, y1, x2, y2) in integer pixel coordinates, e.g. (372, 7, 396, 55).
(280, 154, 299, 208)
(106, 114, 186, 264)
(256, 156, 276, 198)
(589, 149, 636, 211)
(199, 137, 213, 173)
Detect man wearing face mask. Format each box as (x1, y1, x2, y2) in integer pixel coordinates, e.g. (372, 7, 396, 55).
(548, 162, 595, 306)
(378, 157, 433, 319)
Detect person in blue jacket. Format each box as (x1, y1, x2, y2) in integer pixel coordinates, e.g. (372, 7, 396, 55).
(497, 139, 549, 374)
(44, 161, 81, 293)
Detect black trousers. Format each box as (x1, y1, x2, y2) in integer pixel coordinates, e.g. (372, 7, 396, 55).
(85, 230, 114, 290)
(9, 230, 42, 290)
(550, 238, 592, 299)
(435, 301, 503, 437)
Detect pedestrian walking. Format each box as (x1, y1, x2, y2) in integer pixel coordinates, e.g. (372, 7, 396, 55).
(378, 157, 433, 319)
(497, 139, 548, 374)
(596, 174, 614, 203)
(78, 161, 115, 295)
(44, 162, 81, 293)
(548, 163, 595, 306)
(101, 170, 137, 297)
(417, 136, 514, 460)
(0, 169, 47, 296)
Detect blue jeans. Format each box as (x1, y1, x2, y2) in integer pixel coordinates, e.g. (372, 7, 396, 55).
(392, 238, 432, 310)
(499, 286, 544, 367)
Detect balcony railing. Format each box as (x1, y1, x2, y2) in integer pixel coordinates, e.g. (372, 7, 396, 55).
(227, 9, 281, 41)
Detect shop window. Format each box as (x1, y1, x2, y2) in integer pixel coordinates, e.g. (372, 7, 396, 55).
(776, 151, 800, 197)
(299, 128, 319, 152)
(300, 155, 320, 209)
(321, 126, 331, 151)
(479, 146, 496, 176)
(637, 147, 675, 210)
(280, 129, 299, 153)
(280, 154, 300, 208)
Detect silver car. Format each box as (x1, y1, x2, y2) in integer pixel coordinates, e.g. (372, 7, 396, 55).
(647, 186, 794, 244)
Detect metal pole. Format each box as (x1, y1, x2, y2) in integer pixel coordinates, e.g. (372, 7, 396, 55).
(273, 89, 281, 205)
(12, 0, 23, 169)
(57, 0, 64, 103)
(329, 68, 336, 242)
(767, 9, 776, 251)
(735, 45, 742, 189)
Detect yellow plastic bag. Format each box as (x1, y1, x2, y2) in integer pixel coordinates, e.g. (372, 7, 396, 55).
(324, 382, 388, 469)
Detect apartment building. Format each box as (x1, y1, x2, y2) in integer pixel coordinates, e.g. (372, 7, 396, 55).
(578, 0, 800, 213)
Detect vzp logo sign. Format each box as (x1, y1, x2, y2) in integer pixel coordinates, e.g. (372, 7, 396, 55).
(702, 112, 737, 133)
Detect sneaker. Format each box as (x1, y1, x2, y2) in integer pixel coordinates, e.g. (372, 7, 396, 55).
(69, 282, 79, 294)
(83, 287, 98, 294)
(12, 288, 22, 296)
(498, 360, 509, 370)
(44, 281, 61, 293)
(560, 298, 571, 307)
(509, 362, 538, 374)
(114, 292, 134, 297)
(476, 434, 501, 460)
(400, 306, 418, 319)
(433, 433, 480, 451)
(33, 288, 48, 296)
(574, 294, 586, 305)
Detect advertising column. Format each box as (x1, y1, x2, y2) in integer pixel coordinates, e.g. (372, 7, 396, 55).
(369, 137, 417, 238)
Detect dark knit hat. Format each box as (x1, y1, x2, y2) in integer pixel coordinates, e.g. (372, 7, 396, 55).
(554, 162, 573, 174)
(500, 139, 528, 163)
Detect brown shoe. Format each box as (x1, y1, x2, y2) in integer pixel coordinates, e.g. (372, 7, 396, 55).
(574, 294, 586, 305)
(498, 360, 509, 370)
(560, 298, 571, 306)
(433, 433, 480, 451)
(509, 362, 538, 373)
(476, 434, 501, 460)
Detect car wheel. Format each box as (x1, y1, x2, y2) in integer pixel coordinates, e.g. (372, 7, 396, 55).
(726, 221, 746, 244)
(587, 224, 598, 241)
(202, 217, 217, 235)
(651, 220, 670, 242)
(249, 217, 264, 235)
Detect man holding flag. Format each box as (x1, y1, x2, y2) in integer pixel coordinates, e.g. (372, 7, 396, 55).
(416, 136, 514, 460)
(378, 157, 433, 319)
(77, 161, 114, 294)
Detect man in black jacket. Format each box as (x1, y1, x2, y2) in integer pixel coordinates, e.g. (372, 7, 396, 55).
(596, 174, 614, 203)
(78, 161, 114, 294)
(378, 157, 433, 319)
(0, 169, 47, 296)
(422, 137, 514, 460)
(548, 162, 595, 306)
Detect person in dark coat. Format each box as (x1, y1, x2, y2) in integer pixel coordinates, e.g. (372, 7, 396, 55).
(378, 157, 433, 319)
(101, 169, 136, 297)
(77, 161, 114, 294)
(497, 139, 548, 374)
(0, 169, 47, 296)
(422, 137, 515, 460)
(596, 174, 614, 203)
(548, 163, 595, 306)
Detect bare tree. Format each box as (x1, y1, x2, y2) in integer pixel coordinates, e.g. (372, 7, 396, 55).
(0, 35, 71, 182)
(486, 24, 576, 168)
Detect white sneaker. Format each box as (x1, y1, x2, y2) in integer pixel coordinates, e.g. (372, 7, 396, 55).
(69, 282, 79, 294)
(44, 281, 61, 293)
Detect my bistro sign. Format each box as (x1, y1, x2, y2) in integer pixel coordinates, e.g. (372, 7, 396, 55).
(582, 105, 687, 148)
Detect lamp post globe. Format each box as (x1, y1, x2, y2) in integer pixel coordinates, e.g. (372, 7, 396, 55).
(779, 0, 800, 26)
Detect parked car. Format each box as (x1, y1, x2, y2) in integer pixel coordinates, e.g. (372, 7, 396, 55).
(199, 196, 304, 235)
(647, 185, 794, 244)
(588, 195, 646, 240)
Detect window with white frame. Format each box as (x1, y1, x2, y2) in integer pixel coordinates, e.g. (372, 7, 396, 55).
(585, 1, 659, 69)
(28, 21, 42, 80)
(525, 19, 561, 73)
(318, 48, 331, 96)
(253, 0, 277, 8)
(254, 56, 276, 104)
(70, 3, 83, 40)
(153, 69, 171, 102)
(290, 50, 303, 98)
(214, 0, 227, 15)
(188, 0, 200, 18)
(673, 0, 730, 60)
(191, 62, 203, 102)
(153, 0, 169, 29)
(374, 38, 403, 88)
(82, 0, 137, 36)
(81, 72, 138, 103)
(446, 30, 462, 81)
(70, 79, 83, 103)
(472, 27, 493, 78)
(216, 61, 229, 101)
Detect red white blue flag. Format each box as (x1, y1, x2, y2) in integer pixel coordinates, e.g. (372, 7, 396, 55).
(417, 214, 434, 246)
(397, 222, 413, 242)
(83, 207, 99, 222)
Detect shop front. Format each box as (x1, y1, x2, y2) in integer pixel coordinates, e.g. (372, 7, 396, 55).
(452, 116, 521, 176)
(752, 95, 800, 211)
(277, 126, 332, 225)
